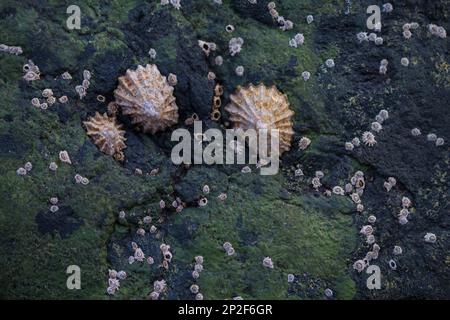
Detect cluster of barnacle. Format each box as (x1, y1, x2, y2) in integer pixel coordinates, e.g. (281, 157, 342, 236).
(344, 137, 361, 152)
(22, 60, 40, 82)
(210, 84, 223, 121)
(16, 161, 33, 176)
(189, 256, 204, 300)
(106, 269, 127, 295)
(356, 32, 383, 46)
(311, 171, 324, 190)
(0, 43, 23, 55)
(160, 243, 173, 270)
(262, 257, 274, 269)
(160, 0, 181, 10)
(398, 196, 412, 225)
(74, 173, 90, 185)
(75, 70, 91, 100)
(402, 22, 419, 39)
(149, 279, 167, 300)
(128, 242, 145, 264)
(428, 24, 447, 39)
(353, 243, 381, 273)
(289, 33, 305, 48)
(267, 2, 293, 31)
(223, 242, 235, 256)
(333, 171, 366, 214)
(426, 133, 445, 147)
(383, 176, 397, 192)
(379, 59, 389, 75)
(361, 109, 389, 147)
(48, 197, 59, 213)
(31, 88, 62, 110)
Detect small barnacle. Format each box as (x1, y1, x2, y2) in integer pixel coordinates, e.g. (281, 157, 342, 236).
(218, 193, 227, 201)
(192, 270, 200, 279)
(269, 8, 279, 18)
(24, 162, 32, 171)
(195, 256, 204, 265)
(50, 197, 58, 205)
(353, 259, 366, 272)
(116, 270, 126, 280)
(436, 138, 445, 146)
(148, 291, 159, 300)
(374, 37, 384, 45)
(109, 269, 117, 279)
(287, 274, 295, 283)
(16, 167, 27, 176)
(61, 71, 72, 80)
(47, 96, 56, 106)
(194, 264, 203, 273)
(226, 25, 235, 33)
(368, 33, 377, 42)
(128, 256, 135, 264)
(150, 225, 157, 233)
(294, 33, 305, 46)
(148, 48, 157, 59)
(40, 102, 48, 110)
(135, 168, 143, 176)
(31, 98, 40, 107)
(289, 39, 298, 48)
(49, 161, 58, 171)
(195, 293, 204, 300)
(159, 200, 166, 209)
(401, 196, 412, 208)
(366, 235, 376, 245)
(198, 40, 216, 56)
(411, 128, 421, 136)
(82, 79, 90, 90)
(362, 131, 377, 146)
(368, 215, 377, 224)
(311, 177, 321, 189)
(345, 142, 354, 151)
(388, 177, 396, 186)
(393, 246, 403, 255)
(398, 215, 408, 225)
(154, 279, 167, 293)
(227, 247, 235, 256)
(371, 122, 383, 133)
(134, 248, 145, 261)
(360, 225, 374, 236)
(344, 183, 353, 193)
(143, 215, 152, 224)
(401, 57, 409, 67)
(315, 171, 324, 179)
(59, 95, 68, 104)
(75, 85, 86, 99)
(118, 210, 126, 219)
(332, 186, 345, 195)
(280, 20, 294, 31)
(42, 89, 53, 98)
(324, 288, 333, 298)
(294, 168, 304, 177)
(424, 233, 437, 243)
(352, 137, 361, 147)
(357, 32, 368, 43)
(262, 257, 274, 269)
(388, 259, 397, 270)
(50, 205, 59, 213)
(207, 71, 216, 81)
(306, 15, 314, 24)
(223, 242, 233, 252)
(403, 30, 412, 39)
(301, 71, 311, 81)
(131, 242, 138, 251)
(356, 204, 364, 213)
(351, 193, 361, 204)
(382, 3, 393, 13)
(241, 166, 252, 173)
(215, 55, 223, 66)
(325, 59, 335, 68)
(427, 133, 437, 142)
(137, 228, 145, 236)
(198, 197, 208, 207)
(59, 150, 72, 165)
(373, 243, 380, 252)
(267, 1, 276, 10)
(190, 284, 199, 294)
(202, 185, 210, 194)
(235, 66, 244, 77)
(229, 37, 244, 56)
(298, 137, 311, 150)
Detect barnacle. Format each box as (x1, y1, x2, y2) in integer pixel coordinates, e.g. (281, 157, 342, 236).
(83, 112, 126, 161)
(225, 84, 294, 155)
(114, 64, 179, 134)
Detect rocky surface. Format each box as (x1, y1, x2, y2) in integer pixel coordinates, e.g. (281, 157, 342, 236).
(0, 0, 448, 299)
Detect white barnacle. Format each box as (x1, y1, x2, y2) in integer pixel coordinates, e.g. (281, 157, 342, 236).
(393, 246, 403, 255)
(298, 137, 311, 150)
(371, 122, 383, 133)
(229, 37, 244, 56)
(241, 166, 252, 173)
(424, 233, 437, 243)
(351, 193, 361, 204)
(345, 142, 354, 151)
(401, 196, 412, 208)
(411, 128, 421, 136)
(360, 225, 374, 236)
(332, 186, 345, 195)
(262, 257, 274, 269)
(362, 131, 377, 146)
(311, 177, 322, 189)
(301, 71, 311, 81)
(49, 161, 58, 171)
(401, 57, 409, 67)
(235, 65, 245, 77)
(353, 259, 366, 272)
(427, 133, 437, 142)
(436, 138, 445, 146)
(325, 58, 335, 68)
(306, 15, 314, 24)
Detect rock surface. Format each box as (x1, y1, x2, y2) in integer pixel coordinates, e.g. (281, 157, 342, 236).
(0, 0, 448, 299)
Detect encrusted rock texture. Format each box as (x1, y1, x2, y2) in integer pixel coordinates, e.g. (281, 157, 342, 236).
(0, 0, 448, 299)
